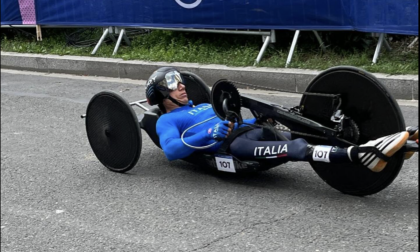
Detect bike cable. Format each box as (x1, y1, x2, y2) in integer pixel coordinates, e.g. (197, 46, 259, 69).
(181, 116, 219, 150)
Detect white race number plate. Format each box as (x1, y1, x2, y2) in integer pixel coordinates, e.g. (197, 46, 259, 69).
(215, 155, 236, 173)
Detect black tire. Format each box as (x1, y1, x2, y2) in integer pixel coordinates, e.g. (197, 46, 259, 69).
(85, 91, 142, 173)
(300, 66, 405, 196)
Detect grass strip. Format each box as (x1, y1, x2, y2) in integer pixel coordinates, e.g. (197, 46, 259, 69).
(1, 28, 418, 75)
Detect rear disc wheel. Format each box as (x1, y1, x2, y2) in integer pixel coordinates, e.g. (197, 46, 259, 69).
(300, 66, 405, 196)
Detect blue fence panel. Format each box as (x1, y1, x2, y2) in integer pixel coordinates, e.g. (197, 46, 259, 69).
(2, 0, 418, 35)
(1, 0, 23, 25)
(350, 0, 418, 35)
(33, 0, 352, 30)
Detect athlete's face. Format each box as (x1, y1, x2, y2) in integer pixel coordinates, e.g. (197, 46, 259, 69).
(169, 82, 189, 104)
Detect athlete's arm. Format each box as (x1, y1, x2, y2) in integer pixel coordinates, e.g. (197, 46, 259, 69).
(157, 117, 234, 161)
(157, 119, 210, 161)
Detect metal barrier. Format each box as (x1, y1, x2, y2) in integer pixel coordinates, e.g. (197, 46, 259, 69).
(90, 26, 276, 65)
(0, 25, 400, 65)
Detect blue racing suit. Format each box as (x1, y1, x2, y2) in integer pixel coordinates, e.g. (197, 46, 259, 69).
(156, 102, 310, 163)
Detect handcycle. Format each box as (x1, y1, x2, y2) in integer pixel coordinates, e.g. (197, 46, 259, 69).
(82, 66, 418, 196)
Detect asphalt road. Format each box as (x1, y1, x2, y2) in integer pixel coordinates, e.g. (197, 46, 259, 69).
(1, 69, 418, 252)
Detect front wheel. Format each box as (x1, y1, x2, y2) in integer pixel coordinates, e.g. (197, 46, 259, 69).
(300, 66, 405, 196)
(85, 91, 142, 173)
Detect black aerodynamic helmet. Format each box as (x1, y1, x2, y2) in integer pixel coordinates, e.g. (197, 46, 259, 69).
(145, 67, 185, 105)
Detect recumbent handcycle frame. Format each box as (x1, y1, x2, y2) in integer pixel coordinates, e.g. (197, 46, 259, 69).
(83, 66, 418, 196)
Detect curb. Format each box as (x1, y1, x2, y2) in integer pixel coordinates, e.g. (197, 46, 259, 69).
(1, 52, 418, 100)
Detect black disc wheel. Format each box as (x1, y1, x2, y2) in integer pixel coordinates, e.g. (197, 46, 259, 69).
(300, 66, 405, 196)
(85, 91, 142, 173)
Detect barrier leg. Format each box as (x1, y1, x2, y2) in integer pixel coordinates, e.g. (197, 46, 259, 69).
(113, 29, 125, 55)
(408, 37, 418, 48)
(312, 31, 326, 52)
(123, 30, 131, 46)
(36, 25, 42, 41)
(286, 30, 300, 68)
(384, 37, 392, 52)
(108, 27, 117, 42)
(91, 28, 109, 55)
(372, 33, 385, 64)
(254, 35, 271, 66)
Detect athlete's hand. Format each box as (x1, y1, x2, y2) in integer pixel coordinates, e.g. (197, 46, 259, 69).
(206, 120, 232, 140)
(227, 121, 239, 136)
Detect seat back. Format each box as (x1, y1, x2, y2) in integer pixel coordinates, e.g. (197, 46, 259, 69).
(181, 71, 211, 105)
(139, 107, 162, 148)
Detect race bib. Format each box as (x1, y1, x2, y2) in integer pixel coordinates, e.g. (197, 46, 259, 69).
(312, 145, 332, 163)
(215, 155, 236, 173)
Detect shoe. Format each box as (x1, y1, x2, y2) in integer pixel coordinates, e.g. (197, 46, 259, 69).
(359, 132, 409, 172)
(404, 126, 418, 160)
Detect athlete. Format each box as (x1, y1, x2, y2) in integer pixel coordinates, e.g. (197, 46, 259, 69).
(145, 67, 418, 172)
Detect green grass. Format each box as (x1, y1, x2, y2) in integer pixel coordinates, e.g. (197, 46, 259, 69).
(1, 28, 418, 75)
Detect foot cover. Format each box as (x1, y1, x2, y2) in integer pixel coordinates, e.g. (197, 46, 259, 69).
(359, 132, 409, 172)
(404, 126, 418, 160)
(407, 126, 419, 140)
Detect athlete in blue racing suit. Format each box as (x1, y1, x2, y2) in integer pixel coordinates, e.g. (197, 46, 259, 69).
(145, 67, 415, 172)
